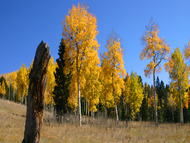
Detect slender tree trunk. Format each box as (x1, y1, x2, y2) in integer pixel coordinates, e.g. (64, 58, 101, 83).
(179, 87, 184, 123)
(92, 109, 94, 119)
(113, 92, 119, 121)
(112, 73, 119, 121)
(15, 87, 18, 102)
(88, 102, 90, 116)
(22, 41, 50, 143)
(78, 78, 82, 126)
(105, 101, 107, 119)
(13, 89, 15, 102)
(84, 99, 86, 115)
(76, 45, 82, 126)
(9, 83, 10, 101)
(86, 101, 88, 116)
(153, 59, 158, 126)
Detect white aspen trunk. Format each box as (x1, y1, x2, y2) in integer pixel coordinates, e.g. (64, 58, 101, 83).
(114, 93, 119, 121)
(16, 87, 18, 102)
(22, 94, 23, 104)
(88, 102, 90, 116)
(78, 79, 82, 126)
(84, 99, 86, 115)
(105, 101, 107, 118)
(86, 101, 88, 116)
(112, 72, 119, 122)
(92, 109, 94, 119)
(153, 57, 158, 126)
(76, 44, 82, 126)
(13, 89, 15, 102)
(179, 87, 184, 123)
(9, 83, 10, 101)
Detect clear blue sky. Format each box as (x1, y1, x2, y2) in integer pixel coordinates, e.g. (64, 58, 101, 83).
(0, 0, 190, 85)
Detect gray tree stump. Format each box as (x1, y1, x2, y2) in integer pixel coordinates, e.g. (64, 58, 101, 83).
(22, 41, 50, 143)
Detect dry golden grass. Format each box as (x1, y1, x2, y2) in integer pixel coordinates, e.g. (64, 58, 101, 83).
(0, 99, 190, 143)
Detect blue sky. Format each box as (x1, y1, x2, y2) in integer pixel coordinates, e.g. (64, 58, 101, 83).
(0, 0, 190, 85)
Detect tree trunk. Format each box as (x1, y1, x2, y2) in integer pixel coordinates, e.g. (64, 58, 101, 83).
(105, 101, 107, 119)
(22, 41, 50, 143)
(112, 73, 119, 122)
(13, 89, 15, 102)
(84, 99, 86, 115)
(78, 78, 82, 126)
(25, 96, 27, 105)
(86, 100, 88, 116)
(92, 109, 94, 119)
(76, 45, 82, 126)
(88, 102, 90, 116)
(153, 64, 158, 126)
(9, 83, 10, 101)
(114, 92, 119, 121)
(179, 87, 184, 124)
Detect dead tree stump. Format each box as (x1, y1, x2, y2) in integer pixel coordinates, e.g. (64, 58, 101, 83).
(22, 41, 50, 143)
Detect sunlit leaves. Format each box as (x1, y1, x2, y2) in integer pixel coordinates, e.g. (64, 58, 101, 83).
(62, 3, 100, 111)
(140, 20, 170, 77)
(82, 48, 101, 112)
(101, 33, 126, 108)
(16, 64, 29, 102)
(0, 79, 6, 96)
(124, 72, 144, 118)
(165, 48, 189, 108)
(184, 40, 190, 61)
(44, 57, 56, 105)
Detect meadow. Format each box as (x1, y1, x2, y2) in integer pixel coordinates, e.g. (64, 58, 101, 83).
(0, 99, 190, 143)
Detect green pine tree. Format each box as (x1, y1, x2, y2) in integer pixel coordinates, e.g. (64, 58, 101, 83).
(53, 39, 71, 115)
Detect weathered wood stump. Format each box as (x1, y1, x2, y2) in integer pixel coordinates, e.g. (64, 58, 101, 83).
(22, 41, 50, 143)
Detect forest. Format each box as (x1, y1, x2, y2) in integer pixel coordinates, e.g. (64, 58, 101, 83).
(0, 3, 190, 128)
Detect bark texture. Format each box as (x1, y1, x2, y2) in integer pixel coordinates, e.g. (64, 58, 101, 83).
(22, 41, 50, 143)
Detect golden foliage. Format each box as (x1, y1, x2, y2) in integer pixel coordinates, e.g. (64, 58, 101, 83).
(184, 40, 190, 61)
(44, 57, 56, 105)
(165, 48, 189, 108)
(62, 3, 100, 110)
(101, 34, 126, 108)
(140, 20, 170, 77)
(0, 79, 6, 96)
(124, 72, 144, 117)
(82, 48, 101, 112)
(16, 64, 29, 101)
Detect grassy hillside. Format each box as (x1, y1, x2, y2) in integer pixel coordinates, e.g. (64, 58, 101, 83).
(0, 99, 190, 143)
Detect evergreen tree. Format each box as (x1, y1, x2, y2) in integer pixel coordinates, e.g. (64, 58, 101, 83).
(53, 39, 71, 115)
(140, 83, 149, 121)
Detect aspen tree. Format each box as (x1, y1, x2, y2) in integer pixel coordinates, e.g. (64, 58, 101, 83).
(0, 80, 6, 97)
(124, 72, 144, 118)
(16, 64, 29, 103)
(140, 20, 170, 125)
(101, 33, 126, 121)
(62, 3, 99, 126)
(165, 48, 189, 123)
(82, 48, 101, 116)
(10, 72, 17, 101)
